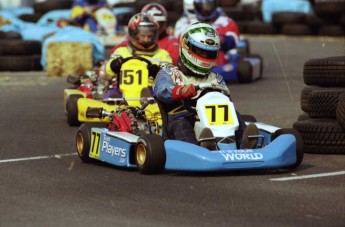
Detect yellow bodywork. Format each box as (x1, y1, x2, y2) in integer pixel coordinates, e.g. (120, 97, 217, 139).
(69, 58, 162, 124)
(76, 98, 162, 125)
(77, 98, 112, 123)
(64, 89, 86, 113)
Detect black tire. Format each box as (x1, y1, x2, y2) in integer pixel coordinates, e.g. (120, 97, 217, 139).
(0, 55, 42, 71)
(33, 0, 73, 14)
(271, 128, 304, 169)
(66, 94, 83, 126)
(336, 94, 345, 130)
(135, 134, 166, 174)
(307, 88, 345, 118)
(303, 56, 345, 87)
(246, 53, 263, 80)
(297, 113, 310, 121)
(301, 86, 313, 113)
(0, 31, 22, 40)
(314, 1, 345, 16)
(293, 118, 345, 154)
(18, 13, 42, 23)
(0, 40, 42, 55)
(318, 25, 345, 37)
(272, 12, 306, 26)
(237, 60, 252, 83)
(246, 21, 278, 34)
(76, 123, 107, 163)
(281, 24, 314, 36)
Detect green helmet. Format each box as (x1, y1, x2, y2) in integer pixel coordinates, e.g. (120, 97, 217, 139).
(179, 22, 220, 77)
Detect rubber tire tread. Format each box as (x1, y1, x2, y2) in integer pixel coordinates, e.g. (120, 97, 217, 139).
(303, 57, 345, 87)
(307, 88, 345, 118)
(135, 134, 166, 174)
(301, 86, 313, 113)
(336, 94, 345, 130)
(66, 95, 83, 127)
(293, 118, 345, 154)
(237, 60, 252, 83)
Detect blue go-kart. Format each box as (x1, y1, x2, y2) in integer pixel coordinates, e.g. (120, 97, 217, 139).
(76, 83, 303, 174)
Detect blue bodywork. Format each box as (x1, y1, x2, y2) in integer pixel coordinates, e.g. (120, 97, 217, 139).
(89, 126, 298, 172)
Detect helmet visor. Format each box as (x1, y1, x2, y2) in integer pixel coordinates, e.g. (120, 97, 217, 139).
(136, 26, 158, 47)
(186, 38, 218, 60)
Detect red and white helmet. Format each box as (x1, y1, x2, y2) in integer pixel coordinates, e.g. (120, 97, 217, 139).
(141, 3, 168, 36)
(128, 13, 159, 52)
(180, 22, 220, 77)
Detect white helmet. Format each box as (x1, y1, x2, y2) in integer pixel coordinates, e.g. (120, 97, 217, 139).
(183, 0, 196, 19)
(179, 22, 220, 77)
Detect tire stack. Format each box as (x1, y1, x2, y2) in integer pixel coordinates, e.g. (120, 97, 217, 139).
(226, 0, 345, 36)
(293, 56, 345, 154)
(19, 0, 74, 23)
(0, 31, 42, 71)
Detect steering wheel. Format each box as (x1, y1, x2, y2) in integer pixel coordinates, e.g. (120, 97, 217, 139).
(121, 56, 152, 66)
(183, 83, 230, 114)
(193, 82, 230, 98)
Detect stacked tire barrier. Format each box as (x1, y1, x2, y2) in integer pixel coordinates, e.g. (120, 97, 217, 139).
(228, 0, 345, 36)
(0, 31, 42, 71)
(293, 56, 345, 154)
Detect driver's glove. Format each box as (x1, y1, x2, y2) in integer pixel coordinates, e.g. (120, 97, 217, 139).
(109, 56, 124, 74)
(172, 84, 196, 101)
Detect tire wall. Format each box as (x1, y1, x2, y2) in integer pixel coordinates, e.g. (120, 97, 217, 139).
(293, 56, 345, 154)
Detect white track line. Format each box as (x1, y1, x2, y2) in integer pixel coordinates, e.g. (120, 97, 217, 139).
(270, 171, 345, 181)
(0, 153, 76, 164)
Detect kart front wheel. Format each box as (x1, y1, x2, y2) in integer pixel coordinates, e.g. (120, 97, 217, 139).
(135, 134, 166, 174)
(272, 128, 304, 169)
(66, 94, 83, 126)
(76, 123, 107, 163)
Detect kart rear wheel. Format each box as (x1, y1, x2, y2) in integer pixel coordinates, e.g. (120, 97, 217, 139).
(135, 134, 166, 174)
(76, 123, 107, 163)
(66, 94, 83, 126)
(271, 128, 304, 169)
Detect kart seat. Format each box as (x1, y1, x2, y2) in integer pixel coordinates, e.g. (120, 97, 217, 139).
(153, 96, 169, 140)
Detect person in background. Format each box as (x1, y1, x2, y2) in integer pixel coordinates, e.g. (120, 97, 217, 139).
(154, 22, 258, 149)
(174, 0, 240, 65)
(173, 0, 197, 38)
(106, 12, 172, 95)
(71, 0, 107, 33)
(110, 3, 179, 65)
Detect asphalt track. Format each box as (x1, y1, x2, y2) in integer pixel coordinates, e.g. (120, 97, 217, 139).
(0, 36, 344, 227)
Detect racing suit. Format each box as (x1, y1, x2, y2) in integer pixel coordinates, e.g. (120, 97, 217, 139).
(71, 0, 107, 33)
(153, 61, 246, 145)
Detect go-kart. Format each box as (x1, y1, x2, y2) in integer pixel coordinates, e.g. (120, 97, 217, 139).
(75, 82, 304, 174)
(64, 62, 120, 126)
(66, 56, 161, 126)
(76, 97, 161, 162)
(212, 38, 263, 84)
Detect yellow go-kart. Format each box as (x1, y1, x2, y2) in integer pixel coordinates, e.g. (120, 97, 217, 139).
(65, 56, 162, 127)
